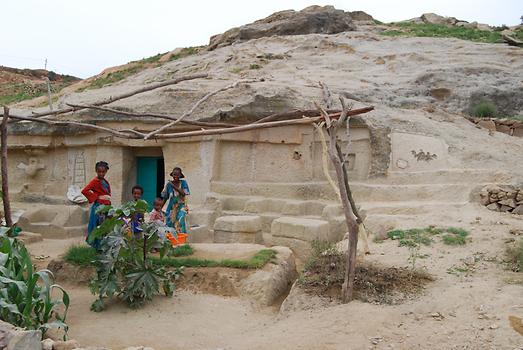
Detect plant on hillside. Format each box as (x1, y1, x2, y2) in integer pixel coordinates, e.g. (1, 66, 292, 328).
(506, 239, 523, 272)
(0, 227, 69, 339)
(472, 101, 498, 118)
(168, 46, 202, 61)
(380, 22, 502, 43)
(88, 201, 183, 311)
(387, 227, 470, 269)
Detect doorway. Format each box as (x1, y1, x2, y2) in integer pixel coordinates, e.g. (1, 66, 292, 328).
(136, 157, 165, 209)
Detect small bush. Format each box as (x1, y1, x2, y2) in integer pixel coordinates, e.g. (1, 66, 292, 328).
(506, 239, 523, 272)
(64, 245, 97, 266)
(249, 63, 261, 70)
(171, 244, 194, 257)
(472, 101, 497, 118)
(442, 227, 469, 246)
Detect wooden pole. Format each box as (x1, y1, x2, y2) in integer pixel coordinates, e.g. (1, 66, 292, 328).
(1, 107, 12, 227)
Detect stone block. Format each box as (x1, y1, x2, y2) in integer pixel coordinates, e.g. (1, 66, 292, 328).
(214, 215, 262, 232)
(213, 215, 262, 244)
(271, 217, 329, 242)
(271, 235, 313, 262)
(477, 120, 496, 132)
(499, 199, 517, 208)
(486, 203, 500, 211)
(214, 230, 263, 244)
(500, 205, 512, 212)
(496, 124, 511, 134)
(281, 201, 326, 216)
(187, 226, 213, 243)
(321, 204, 344, 218)
(513, 126, 523, 137)
(6, 329, 41, 350)
(244, 198, 286, 213)
(514, 205, 523, 215)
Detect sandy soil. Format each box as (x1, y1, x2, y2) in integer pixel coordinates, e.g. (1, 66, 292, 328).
(25, 203, 523, 350)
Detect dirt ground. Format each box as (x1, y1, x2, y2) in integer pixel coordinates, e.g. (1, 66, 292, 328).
(26, 205, 523, 350)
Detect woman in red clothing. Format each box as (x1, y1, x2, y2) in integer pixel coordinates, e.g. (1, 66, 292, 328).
(81, 161, 111, 248)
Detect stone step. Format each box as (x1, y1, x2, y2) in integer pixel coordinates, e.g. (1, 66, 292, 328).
(17, 204, 89, 238)
(213, 215, 263, 244)
(188, 208, 219, 227)
(206, 193, 254, 211)
(360, 201, 469, 215)
(188, 225, 213, 243)
(368, 169, 512, 185)
(17, 231, 43, 244)
(17, 221, 85, 238)
(211, 181, 337, 200)
(351, 183, 477, 202)
(271, 217, 331, 261)
(211, 181, 484, 203)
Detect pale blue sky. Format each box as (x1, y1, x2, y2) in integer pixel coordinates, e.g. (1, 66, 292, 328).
(1, 0, 521, 78)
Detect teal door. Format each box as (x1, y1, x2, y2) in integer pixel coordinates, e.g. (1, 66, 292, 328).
(136, 157, 164, 209)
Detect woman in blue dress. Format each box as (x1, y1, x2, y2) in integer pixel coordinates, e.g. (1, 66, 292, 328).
(161, 167, 190, 235)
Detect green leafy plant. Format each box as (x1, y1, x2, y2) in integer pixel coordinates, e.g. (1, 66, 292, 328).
(88, 201, 183, 311)
(0, 227, 69, 338)
(387, 226, 470, 269)
(442, 227, 469, 245)
(472, 101, 498, 118)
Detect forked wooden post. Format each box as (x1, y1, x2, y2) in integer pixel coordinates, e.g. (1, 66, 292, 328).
(1, 107, 12, 227)
(316, 95, 364, 303)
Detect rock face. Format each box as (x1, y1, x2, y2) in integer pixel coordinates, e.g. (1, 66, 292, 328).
(209, 5, 356, 50)
(420, 13, 457, 26)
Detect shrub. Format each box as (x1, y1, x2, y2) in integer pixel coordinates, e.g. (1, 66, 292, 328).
(506, 239, 523, 272)
(64, 245, 97, 266)
(0, 227, 69, 338)
(89, 201, 183, 311)
(472, 101, 497, 118)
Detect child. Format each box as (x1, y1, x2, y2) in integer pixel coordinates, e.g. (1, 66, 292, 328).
(130, 185, 145, 235)
(147, 197, 166, 225)
(82, 161, 111, 248)
(132, 185, 144, 201)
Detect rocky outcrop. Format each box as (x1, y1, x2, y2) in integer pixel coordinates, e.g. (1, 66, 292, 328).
(0, 320, 41, 350)
(469, 117, 523, 137)
(209, 5, 356, 50)
(409, 13, 494, 31)
(480, 185, 523, 214)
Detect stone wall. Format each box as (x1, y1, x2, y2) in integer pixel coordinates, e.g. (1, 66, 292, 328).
(471, 117, 523, 137)
(480, 185, 523, 214)
(7, 121, 373, 206)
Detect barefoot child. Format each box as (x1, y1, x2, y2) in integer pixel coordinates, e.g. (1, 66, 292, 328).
(82, 161, 111, 248)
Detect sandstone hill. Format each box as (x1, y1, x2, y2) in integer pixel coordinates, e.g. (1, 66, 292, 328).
(9, 5, 523, 176)
(0, 66, 79, 106)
